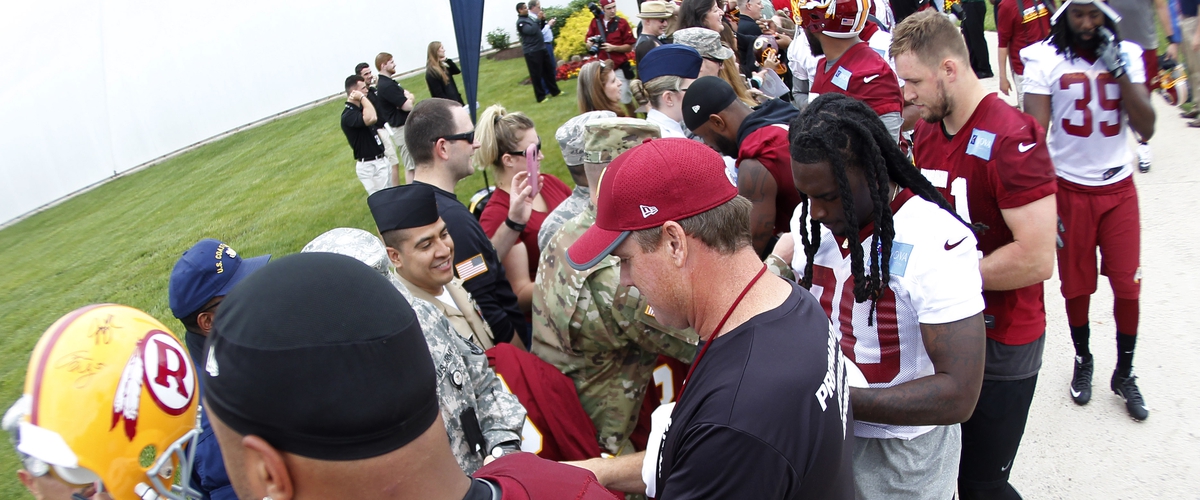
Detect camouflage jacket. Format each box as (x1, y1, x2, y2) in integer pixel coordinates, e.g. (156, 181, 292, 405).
(390, 274, 526, 474)
(531, 207, 698, 455)
(537, 186, 591, 252)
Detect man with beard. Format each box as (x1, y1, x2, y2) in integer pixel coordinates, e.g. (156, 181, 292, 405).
(1021, 0, 1155, 421)
(683, 76, 801, 258)
(893, 10, 1059, 500)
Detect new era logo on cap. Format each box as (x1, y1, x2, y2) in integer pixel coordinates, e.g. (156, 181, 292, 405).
(691, 105, 700, 113)
(566, 138, 738, 271)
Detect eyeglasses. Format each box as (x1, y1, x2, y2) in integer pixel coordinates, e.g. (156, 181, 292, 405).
(436, 130, 475, 144)
(507, 142, 541, 156)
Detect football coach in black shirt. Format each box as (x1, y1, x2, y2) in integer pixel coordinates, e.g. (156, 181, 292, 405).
(402, 97, 529, 347)
(564, 138, 855, 499)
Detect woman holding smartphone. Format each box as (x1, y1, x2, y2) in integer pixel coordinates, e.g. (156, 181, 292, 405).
(475, 104, 571, 312)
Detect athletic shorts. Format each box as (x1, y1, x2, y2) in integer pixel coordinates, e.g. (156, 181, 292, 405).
(1143, 49, 1160, 92)
(1056, 176, 1141, 300)
(958, 374, 1038, 490)
(854, 424, 961, 499)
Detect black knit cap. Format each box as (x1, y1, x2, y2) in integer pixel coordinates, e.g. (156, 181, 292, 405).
(681, 76, 738, 131)
(203, 252, 437, 461)
(368, 184, 440, 233)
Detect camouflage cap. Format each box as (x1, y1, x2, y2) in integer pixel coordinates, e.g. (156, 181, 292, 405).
(583, 118, 662, 164)
(556, 110, 618, 166)
(671, 28, 735, 61)
(302, 228, 391, 276)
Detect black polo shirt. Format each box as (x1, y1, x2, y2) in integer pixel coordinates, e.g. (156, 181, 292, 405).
(415, 181, 528, 346)
(655, 283, 855, 499)
(376, 76, 411, 128)
(365, 87, 386, 131)
(340, 102, 384, 161)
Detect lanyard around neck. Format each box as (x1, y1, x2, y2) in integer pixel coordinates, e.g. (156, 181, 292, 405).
(677, 264, 768, 399)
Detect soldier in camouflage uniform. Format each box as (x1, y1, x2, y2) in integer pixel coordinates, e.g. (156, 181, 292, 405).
(303, 228, 526, 474)
(532, 118, 699, 457)
(538, 111, 618, 252)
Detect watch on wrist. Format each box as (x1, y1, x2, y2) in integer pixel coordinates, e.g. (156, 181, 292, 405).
(491, 442, 520, 458)
(505, 217, 527, 232)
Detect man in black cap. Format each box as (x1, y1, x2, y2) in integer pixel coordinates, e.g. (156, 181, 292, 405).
(369, 184, 498, 351)
(405, 97, 528, 346)
(202, 252, 620, 500)
(682, 76, 801, 259)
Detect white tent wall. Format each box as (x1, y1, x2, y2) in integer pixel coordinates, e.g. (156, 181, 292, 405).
(0, 0, 638, 225)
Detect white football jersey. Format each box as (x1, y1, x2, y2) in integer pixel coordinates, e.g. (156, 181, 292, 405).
(790, 192, 984, 440)
(1020, 40, 1146, 186)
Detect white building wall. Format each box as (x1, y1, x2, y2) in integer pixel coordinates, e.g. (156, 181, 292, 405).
(0, 0, 637, 224)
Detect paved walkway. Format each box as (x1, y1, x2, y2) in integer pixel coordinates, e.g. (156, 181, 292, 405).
(976, 31, 1200, 498)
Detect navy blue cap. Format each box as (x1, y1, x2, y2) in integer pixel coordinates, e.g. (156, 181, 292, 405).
(638, 45, 702, 83)
(168, 239, 271, 318)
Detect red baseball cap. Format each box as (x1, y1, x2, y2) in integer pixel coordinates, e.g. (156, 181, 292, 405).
(599, 0, 616, 6)
(567, 138, 737, 270)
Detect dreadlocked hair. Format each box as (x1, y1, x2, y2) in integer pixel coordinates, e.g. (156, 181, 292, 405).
(1048, 10, 1121, 60)
(788, 93, 974, 324)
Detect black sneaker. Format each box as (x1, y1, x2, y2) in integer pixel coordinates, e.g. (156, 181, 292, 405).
(1111, 371, 1149, 421)
(1070, 354, 1093, 405)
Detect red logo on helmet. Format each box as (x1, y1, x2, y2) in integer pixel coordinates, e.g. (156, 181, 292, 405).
(140, 331, 195, 416)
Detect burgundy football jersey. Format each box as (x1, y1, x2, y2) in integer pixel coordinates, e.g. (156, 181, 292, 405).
(473, 452, 621, 499)
(910, 93, 1057, 345)
(630, 355, 690, 450)
(737, 124, 803, 235)
(487, 343, 605, 461)
(812, 42, 904, 116)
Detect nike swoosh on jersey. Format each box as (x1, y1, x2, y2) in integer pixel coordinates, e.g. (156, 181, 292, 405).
(944, 236, 968, 251)
(1018, 142, 1036, 153)
(863, 74, 880, 83)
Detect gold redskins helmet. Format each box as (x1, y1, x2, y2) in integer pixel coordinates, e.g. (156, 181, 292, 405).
(19, 304, 200, 500)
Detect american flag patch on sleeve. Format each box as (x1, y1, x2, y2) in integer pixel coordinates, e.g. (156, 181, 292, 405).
(455, 254, 489, 281)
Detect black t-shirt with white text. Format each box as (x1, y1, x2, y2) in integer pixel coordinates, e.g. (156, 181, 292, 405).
(655, 283, 855, 499)
(340, 103, 384, 161)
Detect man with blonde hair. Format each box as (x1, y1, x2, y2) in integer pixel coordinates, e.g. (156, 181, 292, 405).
(892, 10, 1059, 499)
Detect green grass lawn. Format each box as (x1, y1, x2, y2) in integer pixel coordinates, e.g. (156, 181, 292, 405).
(0, 55, 580, 498)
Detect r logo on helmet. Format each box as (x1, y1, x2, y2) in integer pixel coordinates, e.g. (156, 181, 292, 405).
(140, 332, 195, 415)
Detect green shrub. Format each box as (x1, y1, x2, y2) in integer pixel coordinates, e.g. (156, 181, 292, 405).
(487, 27, 512, 51)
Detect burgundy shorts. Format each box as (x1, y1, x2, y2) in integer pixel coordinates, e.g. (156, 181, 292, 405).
(1056, 176, 1141, 300)
(1143, 49, 1160, 92)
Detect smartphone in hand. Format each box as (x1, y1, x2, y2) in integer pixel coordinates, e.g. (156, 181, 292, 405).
(526, 142, 541, 198)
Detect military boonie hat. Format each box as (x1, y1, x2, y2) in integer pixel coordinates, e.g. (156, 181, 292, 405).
(672, 28, 735, 61)
(583, 118, 662, 164)
(567, 138, 736, 270)
(557, 111, 618, 166)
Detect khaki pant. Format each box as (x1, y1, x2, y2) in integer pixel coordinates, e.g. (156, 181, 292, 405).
(355, 157, 391, 194)
(386, 124, 416, 184)
(1182, 16, 1200, 103)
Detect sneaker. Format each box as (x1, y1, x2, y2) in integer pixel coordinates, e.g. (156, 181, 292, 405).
(1136, 143, 1152, 173)
(1070, 354, 1093, 405)
(1111, 370, 1149, 421)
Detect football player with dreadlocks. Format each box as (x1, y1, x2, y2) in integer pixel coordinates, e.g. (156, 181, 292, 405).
(787, 93, 986, 500)
(1021, 0, 1156, 421)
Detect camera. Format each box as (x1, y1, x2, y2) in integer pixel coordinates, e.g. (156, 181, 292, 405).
(587, 35, 605, 54)
(587, 2, 604, 18)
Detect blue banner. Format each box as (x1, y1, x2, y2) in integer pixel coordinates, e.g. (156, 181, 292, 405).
(450, 0, 485, 123)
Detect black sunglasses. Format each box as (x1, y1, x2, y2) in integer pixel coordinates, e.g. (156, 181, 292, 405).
(436, 130, 475, 144)
(507, 142, 541, 156)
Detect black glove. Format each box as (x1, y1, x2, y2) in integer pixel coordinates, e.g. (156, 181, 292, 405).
(1096, 26, 1127, 80)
